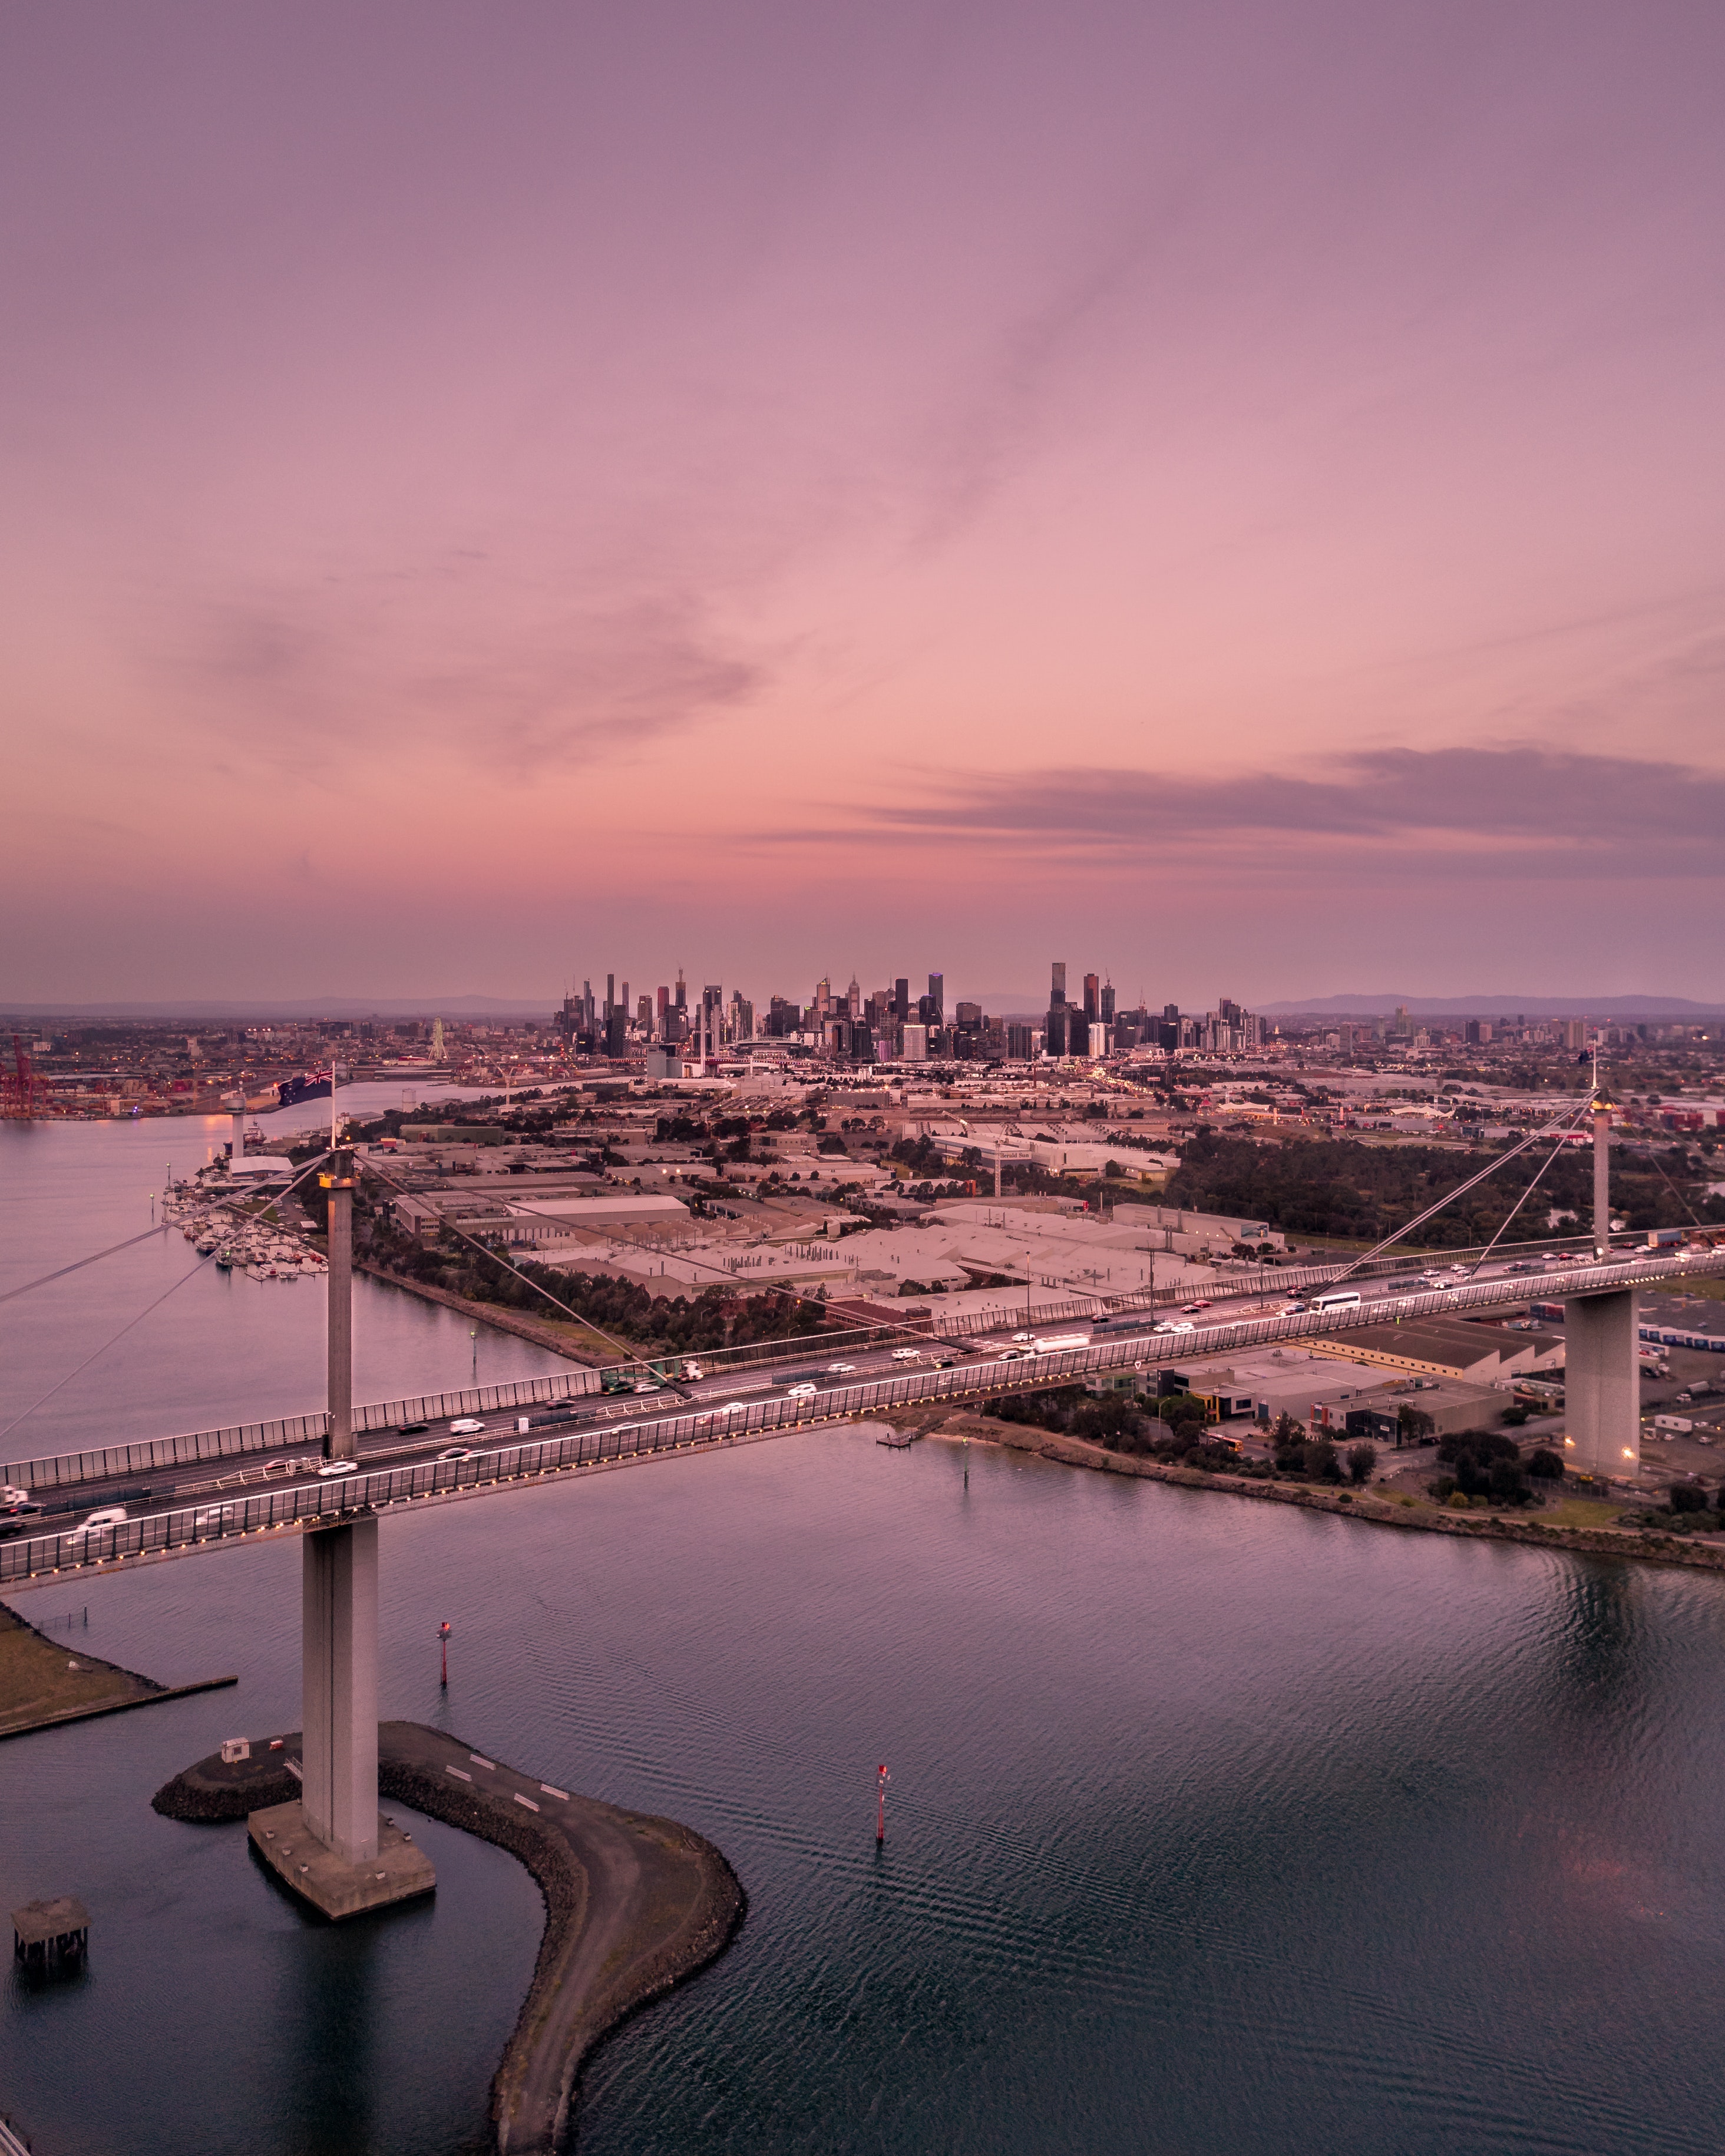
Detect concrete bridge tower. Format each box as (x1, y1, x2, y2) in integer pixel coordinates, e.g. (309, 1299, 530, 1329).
(1564, 1082, 1638, 1482)
(247, 1145, 434, 1916)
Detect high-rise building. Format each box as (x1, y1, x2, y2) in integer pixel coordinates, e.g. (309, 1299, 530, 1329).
(656, 986, 670, 1039)
(1047, 961, 1069, 1057)
(927, 973, 944, 1026)
(901, 1023, 928, 1062)
(846, 976, 861, 1016)
(1101, 982, 1115, 1024)
(1164, 1002, 1179, 1023)
(1083, 973, 1099, 1024)
(894, 977, 910, 1022)
(637, 994, 653, 1034)
(1088, 1022, 1109, 1059)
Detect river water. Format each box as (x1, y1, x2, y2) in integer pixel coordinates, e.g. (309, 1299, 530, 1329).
(5, 1118, 1725, 2154)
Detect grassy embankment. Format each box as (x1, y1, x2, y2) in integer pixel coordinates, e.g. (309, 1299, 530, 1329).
(0, 1605, 152, 1734)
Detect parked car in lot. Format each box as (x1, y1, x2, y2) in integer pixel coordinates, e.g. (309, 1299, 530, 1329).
(448, 1417, 485, 1435)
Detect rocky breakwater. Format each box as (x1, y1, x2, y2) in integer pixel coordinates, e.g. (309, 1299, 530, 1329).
(154, 1718, 745, 2152)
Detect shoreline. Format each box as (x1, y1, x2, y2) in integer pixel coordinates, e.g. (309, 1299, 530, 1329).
(358, 1260, 609, 1365)
(153, 1718, 744, 2154)
(915, 1408, 1725, 1575)
(0, 1598, 236, 1740)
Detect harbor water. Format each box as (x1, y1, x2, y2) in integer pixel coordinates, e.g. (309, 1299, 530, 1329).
(5, 1119, 1725, 2154)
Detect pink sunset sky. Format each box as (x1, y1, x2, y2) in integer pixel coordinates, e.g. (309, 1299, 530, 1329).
(3, 2, 1723, 1008)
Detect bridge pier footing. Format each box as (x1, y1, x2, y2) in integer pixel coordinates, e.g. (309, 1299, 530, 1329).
(1564, 1289, 1640, 1483)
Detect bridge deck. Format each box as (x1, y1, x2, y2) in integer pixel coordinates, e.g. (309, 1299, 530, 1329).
(4, 1247, 1720, 1588)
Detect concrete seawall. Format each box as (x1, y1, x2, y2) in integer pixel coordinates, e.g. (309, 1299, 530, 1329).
(154, 1719, 744, 2152)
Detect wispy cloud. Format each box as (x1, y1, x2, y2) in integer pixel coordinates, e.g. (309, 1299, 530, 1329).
(842, 746, 1725, 877)
(164, 571, 768, 779)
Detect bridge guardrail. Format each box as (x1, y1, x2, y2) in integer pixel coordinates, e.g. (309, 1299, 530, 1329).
(1, 1365, 603, 1494)
(4, 1247, 1719, 1586)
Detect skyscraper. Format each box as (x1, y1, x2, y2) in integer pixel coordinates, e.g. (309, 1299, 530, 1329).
(1046, 962, 1069, 1057)
(1083, 973, 1099, 1024)
(927, 973, 944, 1027)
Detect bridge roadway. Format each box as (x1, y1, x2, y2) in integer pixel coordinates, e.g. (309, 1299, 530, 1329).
(4, 1244, 1721, 1589)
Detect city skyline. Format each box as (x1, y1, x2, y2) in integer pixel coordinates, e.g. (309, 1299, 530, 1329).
(5, 4, 1724, 1001)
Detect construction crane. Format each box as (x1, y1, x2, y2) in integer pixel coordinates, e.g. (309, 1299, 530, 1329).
(1, 1035, 46, 1120)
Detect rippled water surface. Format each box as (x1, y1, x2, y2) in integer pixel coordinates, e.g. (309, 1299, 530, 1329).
(5, 1124, 1725, 2154)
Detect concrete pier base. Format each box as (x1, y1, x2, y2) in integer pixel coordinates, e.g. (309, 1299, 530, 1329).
(249, 1800, 435, 1919)
(1565, 1288, 1640, 1480)
(301, 1519, 380, 1865)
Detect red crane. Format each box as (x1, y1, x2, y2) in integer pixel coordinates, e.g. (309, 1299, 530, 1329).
(0, 1036, 44, 1120)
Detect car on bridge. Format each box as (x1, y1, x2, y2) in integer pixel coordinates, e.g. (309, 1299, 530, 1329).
(825, 1363, 858, 1375)
(437, 1446, 478, 1462)
(68, 1506, 128, 1543)
(786, 1381, 818, 1399)
(316, 1460, 360, 1479)
(397, 1421, 429, 1436)
(192, 1504, 238, 1531)
(449, 1417, 485, 1435)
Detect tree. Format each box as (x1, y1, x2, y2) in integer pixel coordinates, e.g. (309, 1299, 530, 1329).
(1345, 1442, 1377, 1487)
(1526, 1447, 1564, 1482)
(1488, 1456, 1529, 1505)
(1668, 1482, 1709, 1515)
(1303, 1437, 1341, 1483)
(1397, 1404, 1435, 1447)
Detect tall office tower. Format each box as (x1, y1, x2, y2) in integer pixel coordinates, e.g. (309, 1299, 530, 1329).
(656, 986, 670, 1038)
(620, 982, 629, 1024)
(894, 977, 910, 1021)
(1220, 997, 1242, 1024)
(1164, 1002, 1179, 1023)
(846, 976, 861, 1016)
(674, 970, 687, 1015)
(637, 994, 653, 1034)
(1101, 981, 1115, 1024)
(927, 973, 944, 1026)
(1046, 961, 1069, 1057)
(1083, 973, 1099, 1023)
(605, 974, 616, 1017)
(581, 981, 596, 1031)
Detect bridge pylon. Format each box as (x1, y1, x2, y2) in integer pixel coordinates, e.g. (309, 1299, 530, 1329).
(1565, 1074, 1638, 1483)
(247, 1146, 435, 1917)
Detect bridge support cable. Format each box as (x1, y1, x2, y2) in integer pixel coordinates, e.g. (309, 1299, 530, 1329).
(0, 1227, 168, 1308)
(1456, 1119, 1591, 1284)
(0, 1150, 332, 1447)
(1318, 1092, 1600, 1291)
(493, 1190, 936, 1351)
(358, 1158, 933, 1377)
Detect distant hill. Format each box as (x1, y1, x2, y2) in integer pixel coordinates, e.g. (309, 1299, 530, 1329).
(0, 994, 556, 1021)
(1260, 993, 1724, 1019)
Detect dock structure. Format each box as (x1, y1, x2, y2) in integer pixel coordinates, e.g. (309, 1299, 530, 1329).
(11, 1896, 88, 1969)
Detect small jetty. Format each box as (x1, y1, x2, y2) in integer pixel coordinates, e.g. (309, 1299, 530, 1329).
(155, 1720, 744, 2155)
(12, 1897, 88, 1970)
(870, 1422, 916, 1448)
